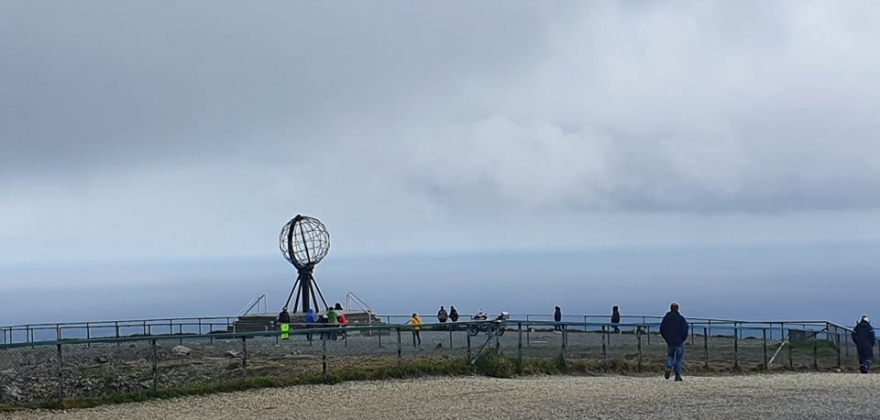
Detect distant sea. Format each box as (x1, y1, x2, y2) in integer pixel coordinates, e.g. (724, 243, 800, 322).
(2, 243, 877, 331)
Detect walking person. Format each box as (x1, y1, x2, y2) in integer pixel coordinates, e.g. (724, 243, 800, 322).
(852, 315, 876, 374)
(660, 302, 689, 382)
(406, 313, 422, 347)
(554, 305, 563, 332)
(611, 306, 621, 334)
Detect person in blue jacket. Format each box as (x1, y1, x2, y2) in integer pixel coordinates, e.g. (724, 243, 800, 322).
(660, 301, 689, 382)
(305, 308, 317, 342)
(852, 315, 875, 374)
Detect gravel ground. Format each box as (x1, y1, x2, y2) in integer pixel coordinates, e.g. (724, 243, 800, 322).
(4, 373, 878, 420)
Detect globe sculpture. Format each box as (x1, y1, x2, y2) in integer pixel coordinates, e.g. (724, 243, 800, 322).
(279, 215, 331, 313)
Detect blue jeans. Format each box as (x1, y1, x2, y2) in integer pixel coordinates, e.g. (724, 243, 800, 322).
(666, 344, 684, 378)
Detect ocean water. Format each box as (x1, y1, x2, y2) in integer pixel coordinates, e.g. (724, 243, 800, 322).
(1, 243, 877, 332)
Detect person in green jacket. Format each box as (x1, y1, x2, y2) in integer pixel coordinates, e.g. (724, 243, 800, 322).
(326, 307, 339, 340)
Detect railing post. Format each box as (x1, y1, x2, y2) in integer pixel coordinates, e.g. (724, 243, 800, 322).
(517, 322, 523, 370)
(143, 321, 147, 336)
(602, 325, 607, 360)
(86, 322, 91, 348)
(322, 332, 328, 378)
(762, 329, 768, 369)
(56, 343, 64, 405)
(837, 332, 842, 369)
(115, 321, 120, 341)
(198, 319, 202, 336)
(396, 327, 402, 373)
(448, 325, 453, 349)
(241, 336, 248, 379)
(646, 324, 651, 346)
(526, 315, 530, 347)
(703, 327, 709, 368)
(583, 316, 588, 333)
(151, 339, 158, 396)
(813, 337, 818, 369)
(466, 329, 472, 363)
(56, 325, 60, 342)
(637, 327, 642, 373)
(733, 325, 739, 370)
(788, 336, 794, 369)
(561, 325, 567, 362)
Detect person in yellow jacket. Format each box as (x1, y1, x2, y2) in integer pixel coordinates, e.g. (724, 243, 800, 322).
(406, 313, 422, 347)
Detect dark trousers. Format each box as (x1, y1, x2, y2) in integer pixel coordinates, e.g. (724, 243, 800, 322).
(412, 330, 421, 346)
(857, 344, 874, 372)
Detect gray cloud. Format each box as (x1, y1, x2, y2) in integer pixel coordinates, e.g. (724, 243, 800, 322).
(2, 1, 880, 263)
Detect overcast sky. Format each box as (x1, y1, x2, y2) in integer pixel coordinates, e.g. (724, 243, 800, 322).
(3, 1, 880, 265)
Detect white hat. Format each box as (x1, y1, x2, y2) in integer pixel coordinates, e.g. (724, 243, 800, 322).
(861, 315, 870, 322)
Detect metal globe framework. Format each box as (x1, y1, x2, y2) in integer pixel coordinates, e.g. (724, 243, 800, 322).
(279, 215, 331, 313)
(279, 215, 330, 268)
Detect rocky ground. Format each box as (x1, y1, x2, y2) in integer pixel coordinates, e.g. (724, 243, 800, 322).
(3, 373, 879, 420)
(0, 329, 859, 406)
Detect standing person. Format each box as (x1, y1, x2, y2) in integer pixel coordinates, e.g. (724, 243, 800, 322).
(337, 310, 348, 339)
(406, 313, 422, 346)
(611, 306, 621, 334)
(852, 315, 876, 374)
(326, 307, 340, 340)
(305, 308, 316, 342)
(437, 306, 448, 323)
(449, 306, 460, 323)
(660, 302, 689, 382)
(317, 314, 329, 340)
(554, 305, 563, 332)
(278, 307, 291, 341)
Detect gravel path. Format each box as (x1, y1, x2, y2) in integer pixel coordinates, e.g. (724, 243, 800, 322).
(4, 373, 878, 420)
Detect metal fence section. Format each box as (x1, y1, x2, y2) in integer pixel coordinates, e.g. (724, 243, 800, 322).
(1, 318, 873, 408)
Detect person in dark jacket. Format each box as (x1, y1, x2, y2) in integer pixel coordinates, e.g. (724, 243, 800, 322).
(852, 315, 876, 374)
(611, 306, 621, 333)
(660, 302, 689, 381)
(449, 306, 459, 323)
(278, 307, 291, 340)
(437, 306, 448, 323)
(554, 306, 563, 332)
(278, 307, 291, 324)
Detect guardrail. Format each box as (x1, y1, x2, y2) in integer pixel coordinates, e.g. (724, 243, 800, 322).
(0, 316, 239, 346)
(0, 313, 866, 348)
(0, 318, 876, 409)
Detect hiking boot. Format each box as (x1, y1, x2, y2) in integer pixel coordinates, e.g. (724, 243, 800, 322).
(675, 376, 683, 382)
(665, 369, 671, 380)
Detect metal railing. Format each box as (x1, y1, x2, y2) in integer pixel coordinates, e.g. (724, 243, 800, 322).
(238, 294, 269, 316)
(0, 312, 869, 348)
(345, 291, 374, 314)
(0, 316, 239, 346)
